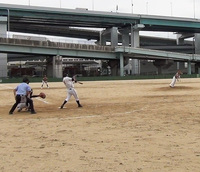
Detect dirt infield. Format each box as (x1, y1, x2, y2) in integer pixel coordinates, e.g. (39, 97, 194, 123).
(0, 78, 200, 172)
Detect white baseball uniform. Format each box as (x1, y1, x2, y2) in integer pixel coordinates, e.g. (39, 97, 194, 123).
(63, 76, 79, 101)
(17, 95, 28, 111)
(170, 72, 181, 87)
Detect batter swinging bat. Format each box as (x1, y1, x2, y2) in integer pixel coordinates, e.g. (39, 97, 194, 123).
(77, 81, 83, 84)
(73, 75, 83, 84)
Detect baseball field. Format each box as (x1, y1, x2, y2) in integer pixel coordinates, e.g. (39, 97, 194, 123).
(0, 78, 200, 172)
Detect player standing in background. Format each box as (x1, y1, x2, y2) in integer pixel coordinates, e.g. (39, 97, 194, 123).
(9, 77, 36, 115)
(60, 75, 82, 109)
(41, 75, 49, 89)
(169, 70, 183, 88)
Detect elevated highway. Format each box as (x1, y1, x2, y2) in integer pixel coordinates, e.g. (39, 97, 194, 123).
(0, 3, 200, 77)
(0, 3, 197, 55)
(0, 3, 200, 37)
(1, 37, 198, 77)
(0, 38, 199, 62)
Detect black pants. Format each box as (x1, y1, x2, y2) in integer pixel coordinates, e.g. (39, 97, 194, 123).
(9, 95, 35, 113)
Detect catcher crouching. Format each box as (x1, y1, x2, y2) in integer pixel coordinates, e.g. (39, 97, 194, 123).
(17, 90, 46, 112)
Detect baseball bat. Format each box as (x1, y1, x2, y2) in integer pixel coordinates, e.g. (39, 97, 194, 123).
(73, 75, 83, 84)
(77, 81, 83, 84)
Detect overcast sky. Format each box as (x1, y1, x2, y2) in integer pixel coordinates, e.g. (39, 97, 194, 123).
(0, 0, 199, 39)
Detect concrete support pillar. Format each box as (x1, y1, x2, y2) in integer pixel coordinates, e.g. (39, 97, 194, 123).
(99, 30, 106, 46)
(187, 61, 192, 75)
(100, 27, 119, 75)
(120, 28, 130, 74)
(176, 34, 185, 71)
(108, 60, 119, 76)
(0, 54, 7, 77)
(195, 63, 200, 74)
(0, 17, 7, 37)
(53, 55, 63, 78)
(176, 34, 184, 45)
(177, 61, 180, 70)
(130, 59, 139, 75)
(153, 59, 171, 75)
(131, 28, 139, 48)
(119, 53, 124, 77)
(0, 16, 8, 78)
(46, 57, 53, 77)
(195, 33, 200, 54)
(130, 24, 142, 75)
(111, 27, 118, 46)
(120, 29, 129, 46)
(46, 56, 63, 78)
(99, 27, 118, 46)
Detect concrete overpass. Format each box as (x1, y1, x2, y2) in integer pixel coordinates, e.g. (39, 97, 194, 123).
(0, 37, 200, 77)
(0, 38, 197, 61)
(0, 3, 197, 51)
(0, 3, 200, 77)
(0, 3, 200, 37)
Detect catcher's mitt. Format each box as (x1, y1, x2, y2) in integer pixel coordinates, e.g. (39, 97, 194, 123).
(39, 92, 46, 99)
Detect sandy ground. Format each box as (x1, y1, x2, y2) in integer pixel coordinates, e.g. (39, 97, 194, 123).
(0, 78, 200, 172)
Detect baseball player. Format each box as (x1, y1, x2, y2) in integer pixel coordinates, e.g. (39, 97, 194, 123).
(9, 77, 36, 114)
(169, 70, 183, 88)
(41, 75, 49, 88)
(60, 75, 82, 109)
(17, 89, 41, 112)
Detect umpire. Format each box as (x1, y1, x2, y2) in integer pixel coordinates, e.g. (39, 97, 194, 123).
(9, 77, 36, 115)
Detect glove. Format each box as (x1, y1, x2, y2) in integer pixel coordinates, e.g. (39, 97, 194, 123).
(39, 92, 46, 99)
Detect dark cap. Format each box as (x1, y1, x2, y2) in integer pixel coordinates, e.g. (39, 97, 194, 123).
(22, 77, 30, 84)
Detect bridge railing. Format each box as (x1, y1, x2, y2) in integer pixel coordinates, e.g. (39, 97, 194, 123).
(0, 37, 115, 52)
